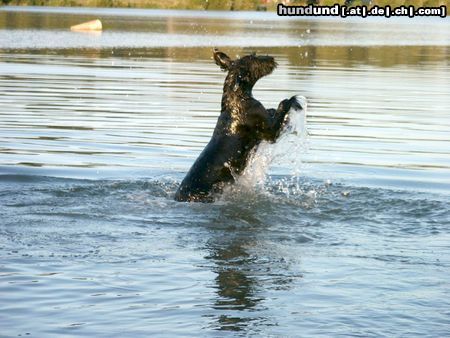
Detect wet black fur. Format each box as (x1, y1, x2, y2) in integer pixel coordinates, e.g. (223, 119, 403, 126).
(174, 49, 301, 202)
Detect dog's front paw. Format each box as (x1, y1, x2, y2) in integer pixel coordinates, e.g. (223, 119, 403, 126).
(278, 98, 291, 113)
(288, 96, 303, 111)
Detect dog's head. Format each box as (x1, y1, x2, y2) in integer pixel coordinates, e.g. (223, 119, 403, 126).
(213, 49, 277, 91)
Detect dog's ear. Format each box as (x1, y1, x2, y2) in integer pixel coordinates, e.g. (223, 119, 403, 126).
(213, 48, 232, 71)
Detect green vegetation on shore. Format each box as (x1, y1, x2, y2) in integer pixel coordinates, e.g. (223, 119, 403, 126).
(1, 0, 447, 11)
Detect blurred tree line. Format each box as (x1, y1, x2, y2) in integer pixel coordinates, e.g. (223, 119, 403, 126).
(303, 0, 446, 7)
(1, 0, 447, 10)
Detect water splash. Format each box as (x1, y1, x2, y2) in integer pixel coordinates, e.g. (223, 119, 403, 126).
(230, 96, 309, 196)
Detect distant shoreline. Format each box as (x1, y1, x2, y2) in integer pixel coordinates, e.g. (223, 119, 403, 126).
(2, 0, 273, 11)
(2, 0, 447, 13)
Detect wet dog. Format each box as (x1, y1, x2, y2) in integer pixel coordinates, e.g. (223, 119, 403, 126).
(175, 49, 301, 202)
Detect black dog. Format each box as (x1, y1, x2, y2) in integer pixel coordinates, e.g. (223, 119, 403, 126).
(174, 49, 301, 202)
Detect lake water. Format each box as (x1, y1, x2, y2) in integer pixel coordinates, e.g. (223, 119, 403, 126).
(1, 6, 449, 337)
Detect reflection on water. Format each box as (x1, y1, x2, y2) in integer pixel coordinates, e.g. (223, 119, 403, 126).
(0, 6, 450, 337)
(210, 240, 262, 331)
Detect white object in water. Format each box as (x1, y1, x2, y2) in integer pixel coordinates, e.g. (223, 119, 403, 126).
(70, 19, 102, 32)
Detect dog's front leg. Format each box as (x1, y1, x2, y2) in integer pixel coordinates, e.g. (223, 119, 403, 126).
(264, 96, 301, 142)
